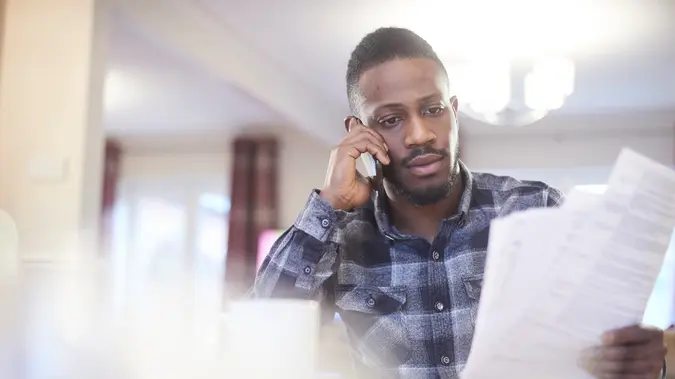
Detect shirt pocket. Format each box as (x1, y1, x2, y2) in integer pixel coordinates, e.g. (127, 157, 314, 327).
(462, 273, 484, 327)
(335, 285, 411, 367)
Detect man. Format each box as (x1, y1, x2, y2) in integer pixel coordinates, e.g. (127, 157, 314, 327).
(252, 27, 667, 379)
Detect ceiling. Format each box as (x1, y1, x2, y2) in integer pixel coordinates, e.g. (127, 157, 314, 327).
(105, 0, 675, 143)
(104, 9, 283, 136)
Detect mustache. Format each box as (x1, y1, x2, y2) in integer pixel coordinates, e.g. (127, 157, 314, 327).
(401, 146, 449, 167)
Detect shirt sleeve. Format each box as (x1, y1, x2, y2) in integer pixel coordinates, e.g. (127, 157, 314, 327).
(545, 186, 565, 207)
(250, 191, 340, 303)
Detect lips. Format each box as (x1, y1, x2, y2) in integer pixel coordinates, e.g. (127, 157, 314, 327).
(407, 154, 445, 177)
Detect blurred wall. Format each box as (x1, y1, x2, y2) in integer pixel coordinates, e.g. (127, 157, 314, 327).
(119, 126, 331, 228)
(117, 120, 674, 226)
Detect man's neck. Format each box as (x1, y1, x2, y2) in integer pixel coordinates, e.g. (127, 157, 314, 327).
(385, 174, 465, 243)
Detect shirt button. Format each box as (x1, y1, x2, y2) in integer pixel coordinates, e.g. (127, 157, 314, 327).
(441, 355, 451, 365)
(303, 266, 312, 274)
(432, 250, 440, 261)
(320, 218, 331, 228)
(366, 297, 376, 307)
(435, 301, 445, 312)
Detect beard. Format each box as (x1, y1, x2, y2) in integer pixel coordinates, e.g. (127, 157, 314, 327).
(383, 145, 461, 207)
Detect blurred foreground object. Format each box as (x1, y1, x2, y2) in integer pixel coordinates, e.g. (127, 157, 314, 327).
(0, 209, 18, 273)
(0, 257, 228, 379)
(225, 300, 320, 379)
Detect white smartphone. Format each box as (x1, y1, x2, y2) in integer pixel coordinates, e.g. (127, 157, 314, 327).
(353, 117, 384, 188)
(360, 153, 382, 178)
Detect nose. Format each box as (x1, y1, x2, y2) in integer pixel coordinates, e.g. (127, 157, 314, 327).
(403, 115, 436, 148)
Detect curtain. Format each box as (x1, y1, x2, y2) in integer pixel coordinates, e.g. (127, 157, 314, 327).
(225, 137, 279, 298)
(101, 139, 121, 254)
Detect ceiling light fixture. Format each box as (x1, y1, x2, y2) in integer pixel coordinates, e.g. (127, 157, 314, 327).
(451, 57, 575, 126)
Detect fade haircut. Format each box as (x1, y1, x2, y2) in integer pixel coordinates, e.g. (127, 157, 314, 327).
(346, 27, 448, 115)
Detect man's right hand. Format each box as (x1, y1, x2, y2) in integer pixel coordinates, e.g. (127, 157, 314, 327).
(320, 119, 390, 211)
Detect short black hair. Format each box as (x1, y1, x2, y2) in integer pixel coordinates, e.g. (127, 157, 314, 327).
(346, 27, 447, 114)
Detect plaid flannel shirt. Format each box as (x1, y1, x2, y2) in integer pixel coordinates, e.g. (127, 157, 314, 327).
(252, 161, 564, 379)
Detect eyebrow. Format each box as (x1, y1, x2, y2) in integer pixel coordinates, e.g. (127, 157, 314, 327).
(417, 93, 443, 104)
(372, 93, 444, 113)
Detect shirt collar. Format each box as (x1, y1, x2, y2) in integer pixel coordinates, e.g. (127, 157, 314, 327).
(372, 160, 473, 238)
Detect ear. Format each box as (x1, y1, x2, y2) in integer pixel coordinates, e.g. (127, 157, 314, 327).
(450, 96, 459, 115)
(344, 116, 356, 133)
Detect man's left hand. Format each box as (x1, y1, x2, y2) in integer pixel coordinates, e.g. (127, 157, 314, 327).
(586, 324, 666, 379)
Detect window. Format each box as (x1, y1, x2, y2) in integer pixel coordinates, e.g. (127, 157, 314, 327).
(110, 178, 229, 313)
(194, 193, 229, 313)
(575, 185, 675, 328)
(196, 194, 230, 264)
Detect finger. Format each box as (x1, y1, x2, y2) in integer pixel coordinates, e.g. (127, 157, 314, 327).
(345, 142, 389, 165)
(597, 373, 660, 379)
(603, 325, 662, 346)
(346, 117, 367, 133)
(363, 136, 390, 164)
(594, 358, 664, 376)
(342, 130, 387, 154)
(581, 344, 667, 378)
(340, 136, 390, 164)
(597, 344, 667, 361)
(346, 118, 389, 151)
(594, 356, 664, 374)
(361, 127, 388, 150)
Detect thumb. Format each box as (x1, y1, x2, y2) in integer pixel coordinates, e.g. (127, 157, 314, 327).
(355, 169, 374, 188)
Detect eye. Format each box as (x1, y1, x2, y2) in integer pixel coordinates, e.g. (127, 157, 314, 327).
(379, 116, 403, 128)
(423, 106, 445, 116)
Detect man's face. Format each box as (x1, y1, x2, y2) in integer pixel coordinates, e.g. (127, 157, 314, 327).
(351, 58, 460, 206)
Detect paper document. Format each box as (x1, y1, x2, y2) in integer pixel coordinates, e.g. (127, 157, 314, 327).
(462, 149, 675, 379)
